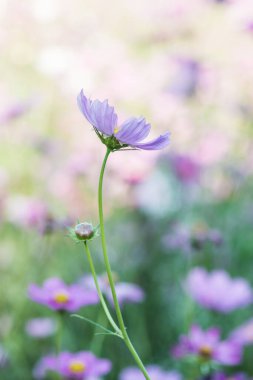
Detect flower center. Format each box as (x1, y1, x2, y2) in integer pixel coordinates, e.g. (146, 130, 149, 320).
(69, 360, 86, 373)
(53, 291, 69, 304)
(113, 127, 119, 134)
(199, 345, 213, 358)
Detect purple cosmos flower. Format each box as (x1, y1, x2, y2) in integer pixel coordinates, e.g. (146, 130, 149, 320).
(81, 274, 145, 306)
(77, 90, 170, 151)
(25, 318, 56, 338)
(172, 325, 242, 366)
(34, 351, 111, 380)
(185, 267, 253, 313)
(28, 278, 99, 312)
(120, 365, 182, 380)
(230, 319, 253, 346)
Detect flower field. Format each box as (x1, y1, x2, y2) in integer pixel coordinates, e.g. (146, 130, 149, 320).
(1, 1, 253, 379)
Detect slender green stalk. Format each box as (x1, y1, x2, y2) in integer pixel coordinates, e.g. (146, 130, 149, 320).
(98, 148, 151, 380)
(84, 241, 121, 335)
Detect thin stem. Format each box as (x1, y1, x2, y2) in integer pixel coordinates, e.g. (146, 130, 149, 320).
(98, 148, 151, 380)
(84, 241, 121, 335)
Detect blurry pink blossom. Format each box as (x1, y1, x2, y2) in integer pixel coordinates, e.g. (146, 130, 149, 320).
(170, 154, 201, 183)
(0, 99, 34, 125)
(25, 318, 56, 338)
(186, 267, 252, 313)
(5, 196, 49, 229)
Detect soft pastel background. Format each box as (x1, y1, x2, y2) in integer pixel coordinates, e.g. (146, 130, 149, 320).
(1, 0, 253, 379)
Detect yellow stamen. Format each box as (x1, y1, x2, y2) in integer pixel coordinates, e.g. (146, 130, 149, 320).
(114, 127, 119, 134)
(53, 291, 69, 304)
(69, 361, 86, 373)
(199, 345, 212, 357)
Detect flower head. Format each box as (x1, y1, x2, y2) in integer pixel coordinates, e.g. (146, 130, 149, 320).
(172, 325, 242, 366)
(77, 90, 170, 151)
(68, 222, 99, 243)
(28, 278, 99, 312)
(185, 267, 252, 313)
(120, 365, 182, 380)
(34, 351, 111, 380)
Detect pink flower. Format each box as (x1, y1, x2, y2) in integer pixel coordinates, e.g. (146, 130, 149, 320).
(170, 154, 201, 183)
(28, 278, 99, 312)
(77, 90, 170, 151)
(25, 318, 56, 338)
(186, 267, 252, 313)
(172, 325, 242, 366)
(5, 196, 49, 229)
(34, 351, 111, 379)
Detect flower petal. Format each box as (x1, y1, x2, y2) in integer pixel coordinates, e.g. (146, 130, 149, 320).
(132, 132, 170, 150)
(77, 89, 117, 135)
(214, 341, 242, 366)
(116, 117, 151, 144)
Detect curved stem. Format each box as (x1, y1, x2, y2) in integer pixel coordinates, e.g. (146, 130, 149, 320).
(84, 241, 121, 335)
(98, 148, 150, 380)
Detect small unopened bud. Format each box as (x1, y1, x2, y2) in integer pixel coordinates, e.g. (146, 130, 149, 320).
(74, 222, 94, 240)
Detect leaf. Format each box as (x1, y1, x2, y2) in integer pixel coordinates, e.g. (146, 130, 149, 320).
(95, 332, 121, 337)
(71, 314, 114, 334)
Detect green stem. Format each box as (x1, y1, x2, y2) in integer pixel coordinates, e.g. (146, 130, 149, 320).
(84, 241, 121, 335)
(98, 148, 151, 380)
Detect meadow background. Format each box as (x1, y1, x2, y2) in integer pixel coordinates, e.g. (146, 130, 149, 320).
(1, 0, 253, 379)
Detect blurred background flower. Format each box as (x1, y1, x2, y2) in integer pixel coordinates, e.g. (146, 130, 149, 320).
(172, 325, 242, 366)
(185, 268, 253, 313)
(25, 317, 56, 339)
(120, 365, 182, 380)
(34, 351, 112, 379)
(28, 277, 99, 312)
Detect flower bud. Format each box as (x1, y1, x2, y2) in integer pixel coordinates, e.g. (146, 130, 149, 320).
(74, 222, 94, 240)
